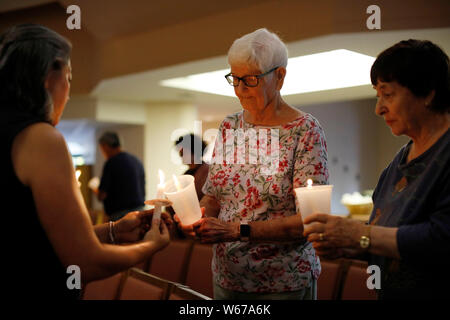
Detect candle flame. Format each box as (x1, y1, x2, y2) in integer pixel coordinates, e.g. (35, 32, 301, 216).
(173, 174, 182, 191)
(158, 169, 165, 186)
(307, 179, 313, 188)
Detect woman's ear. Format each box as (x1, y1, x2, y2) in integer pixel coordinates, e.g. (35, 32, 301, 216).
(276, 67, 286, 90)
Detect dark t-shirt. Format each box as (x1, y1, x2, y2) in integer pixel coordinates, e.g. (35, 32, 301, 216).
(184, 162, 209, 200)
(369, 128, 450, 299)
(0, 108, 80, 300)
(99, 152, 145, 215)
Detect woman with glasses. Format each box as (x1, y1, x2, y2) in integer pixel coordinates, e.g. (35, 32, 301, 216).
(176, 28, 329, 300)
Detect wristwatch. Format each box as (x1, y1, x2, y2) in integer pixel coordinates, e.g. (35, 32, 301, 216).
(359, 225, 371, 249)
(240, 222, 250, 242)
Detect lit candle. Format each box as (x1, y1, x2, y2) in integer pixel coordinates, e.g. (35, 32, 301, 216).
(164, 175, 202, 225)
(153, 169, 165, 222)
(173, 174, 182, 191)
(294, 178, 333, 220)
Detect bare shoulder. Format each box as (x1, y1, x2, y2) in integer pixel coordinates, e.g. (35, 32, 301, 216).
(12, 122, 70, 185)
(13, 122, 67, 153)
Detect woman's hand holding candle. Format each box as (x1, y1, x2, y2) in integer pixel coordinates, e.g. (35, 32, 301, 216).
(110, 210, 173, 243)
(303, 213, 367, 258)
(174, 207, 205, 239)
(143, 210, 170, 251)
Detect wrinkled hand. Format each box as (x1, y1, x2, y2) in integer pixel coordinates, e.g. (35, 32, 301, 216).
(143, 214, 170, 251)
(303, 213, 366, 258)
(173, 207, 206, 239)
(114, 209, 173, 243)
(192, 216, 239, 243)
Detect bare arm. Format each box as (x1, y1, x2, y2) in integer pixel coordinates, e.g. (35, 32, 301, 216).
(199, 195, 220, 217)
(246, 214, 304, 242)
(367, 225, 400, 259)
(12, 123, 169, 283)
(193, 208, 304, 244)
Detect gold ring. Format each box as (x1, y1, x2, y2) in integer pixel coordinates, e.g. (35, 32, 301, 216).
(319, 233, 324, 241)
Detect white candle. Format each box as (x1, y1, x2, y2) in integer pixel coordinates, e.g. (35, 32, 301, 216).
(173, 174, 182, 191)
(153, 169, 165, 222)
(294, 178, 333, 220)
(164, 175, 202, 225)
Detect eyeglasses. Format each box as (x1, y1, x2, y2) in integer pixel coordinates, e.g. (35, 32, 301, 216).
(225, 66, 279, 87)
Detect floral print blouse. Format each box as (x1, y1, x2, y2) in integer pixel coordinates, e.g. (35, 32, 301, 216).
(202, 111, 329, 293)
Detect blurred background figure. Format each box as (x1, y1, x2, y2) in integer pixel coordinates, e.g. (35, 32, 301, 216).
(175, 133, 209, 200)
(90, 131, 146, 221)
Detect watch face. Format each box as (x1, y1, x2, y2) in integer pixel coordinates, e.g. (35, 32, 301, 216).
(360, 236, 370, 249)
(240, 224, 250, 237)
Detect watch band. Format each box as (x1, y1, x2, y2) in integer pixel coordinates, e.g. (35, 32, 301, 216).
(240, 222, 250, 241)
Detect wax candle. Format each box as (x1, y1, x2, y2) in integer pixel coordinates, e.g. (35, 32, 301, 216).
(164, 175, 202, 225)
(294, 179, 333, 220)
(173, 174, 182, 191)
(153, 169, 165, 222)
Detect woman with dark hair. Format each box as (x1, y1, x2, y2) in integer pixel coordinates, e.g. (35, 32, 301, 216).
(0, 24, 170, 300)
(175, 133, 209, 200)
(304, 39, 449, 299)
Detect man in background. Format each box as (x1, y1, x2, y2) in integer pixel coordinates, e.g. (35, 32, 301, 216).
(91, 131, 146, 221)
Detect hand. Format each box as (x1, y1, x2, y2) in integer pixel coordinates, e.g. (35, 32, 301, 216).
(113, 211, 145, 243)
(143, 214, 170, 251)
(192, 217, 239, 244)
(114, 209, 173, 243)
(173, 207, 206, 239)
(139, 209, 174, 237)
(303, 213, 366, 254)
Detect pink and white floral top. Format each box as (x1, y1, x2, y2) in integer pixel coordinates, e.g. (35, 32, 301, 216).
(202, 111, 329, 293)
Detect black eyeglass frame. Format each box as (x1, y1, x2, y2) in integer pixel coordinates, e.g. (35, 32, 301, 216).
(224, 66, 280, 87)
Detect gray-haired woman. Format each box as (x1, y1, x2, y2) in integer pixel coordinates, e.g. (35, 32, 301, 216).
(176, 28, 329, 300)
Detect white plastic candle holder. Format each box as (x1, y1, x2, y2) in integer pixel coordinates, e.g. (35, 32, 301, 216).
(294, 184, 333, 220)
(164, 175, 202, 225)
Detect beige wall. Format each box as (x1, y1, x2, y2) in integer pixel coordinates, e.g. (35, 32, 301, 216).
(298, 98, 408, 214)
(145, 102, 198, 199)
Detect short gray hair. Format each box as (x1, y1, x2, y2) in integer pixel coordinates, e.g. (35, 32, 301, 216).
(227, 28, 288, 72)
(99, 131, 121, 148)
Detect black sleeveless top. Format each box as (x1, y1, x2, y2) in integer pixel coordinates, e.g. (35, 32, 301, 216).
(0, 107, 80, 300)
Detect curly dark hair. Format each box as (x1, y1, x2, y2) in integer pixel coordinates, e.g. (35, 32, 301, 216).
(0, 24, 72, 121)
(370, 39, 449, 113)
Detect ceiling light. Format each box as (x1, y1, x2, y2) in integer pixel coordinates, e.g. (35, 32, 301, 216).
(160, 49, 375, 97)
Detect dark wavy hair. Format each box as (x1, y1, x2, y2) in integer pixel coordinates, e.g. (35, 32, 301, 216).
(0, 24, 72, 120)
(175, 133, 207, 162)
(370, 39, 449, 113)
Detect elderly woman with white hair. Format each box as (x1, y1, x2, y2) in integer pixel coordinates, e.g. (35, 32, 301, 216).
(176, 28, 329, 300)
